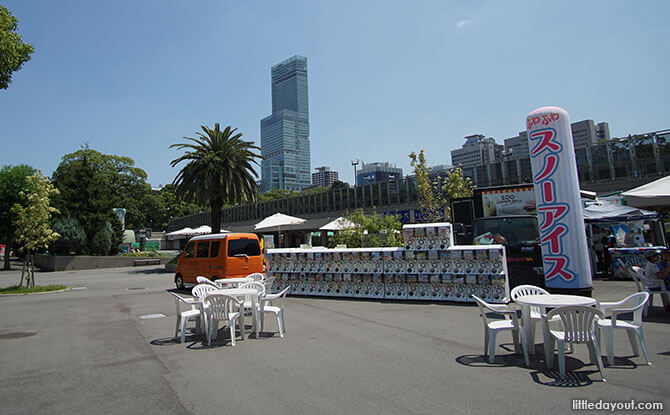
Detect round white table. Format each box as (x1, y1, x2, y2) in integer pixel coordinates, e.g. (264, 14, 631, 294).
(214, 277, 256, 288)
(515, 294, 597, 361)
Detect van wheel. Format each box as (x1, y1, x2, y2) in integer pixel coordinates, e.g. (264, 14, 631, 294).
(175, 274, 185, 290)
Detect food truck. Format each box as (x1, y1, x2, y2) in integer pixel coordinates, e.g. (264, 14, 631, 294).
(450, 184, 666, 284)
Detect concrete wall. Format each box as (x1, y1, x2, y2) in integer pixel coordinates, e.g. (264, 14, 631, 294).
(34, 255, 172, 272)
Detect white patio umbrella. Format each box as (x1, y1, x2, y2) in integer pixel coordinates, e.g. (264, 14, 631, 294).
(319, 217, 356, 231)
(254, 212, 306, 231)
(254, 212, 306, 247)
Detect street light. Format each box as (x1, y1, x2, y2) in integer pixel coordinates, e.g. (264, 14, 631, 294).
(351, 159, 359, 187)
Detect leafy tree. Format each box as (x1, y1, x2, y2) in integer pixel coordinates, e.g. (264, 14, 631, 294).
(409, 149, 446, 222)
(329, 180, 349, 191)
(258, 188, 296, 202)
(11, 171, 60, 287)
(0, 5, 34, 89)
(91, 222, 113, 256)
(441, 165, 474, 200)
(142, 184, 203, 231)
(0, 164, 35, 269)
(51, 216, 87, 255)
(170, 123, 262, 233)
(51, 147, 133, 253)
(328, 209, 402, 248)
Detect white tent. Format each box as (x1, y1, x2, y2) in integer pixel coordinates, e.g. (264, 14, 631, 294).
(583, 200, 659, 221)
(319, 217, 356, 231)
(254, 212, 306, 232)
(165, 225, 227, 240)
(621, 175, 670, 210)
(191, 225, 212, 234)
(165, 227, 194, 240)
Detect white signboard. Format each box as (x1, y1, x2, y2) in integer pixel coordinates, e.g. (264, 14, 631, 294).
(481, 186, 537, 217)
(526, 107, 592, 290)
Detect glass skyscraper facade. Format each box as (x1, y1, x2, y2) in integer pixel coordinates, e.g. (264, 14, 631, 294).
(261, 56, 311, 192)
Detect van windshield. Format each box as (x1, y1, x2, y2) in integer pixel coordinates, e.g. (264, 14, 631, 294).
(473, 217, 539, 246)
(228, 238, 261, 257)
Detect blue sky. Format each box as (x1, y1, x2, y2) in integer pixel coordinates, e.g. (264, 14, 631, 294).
(1, 0, 668, 187)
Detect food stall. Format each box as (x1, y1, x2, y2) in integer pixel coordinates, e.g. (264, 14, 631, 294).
(583, 200, 666, 277)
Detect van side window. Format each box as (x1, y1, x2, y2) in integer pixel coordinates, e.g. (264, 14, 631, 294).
(210, 241, 220, 258)
(184, 242, 195, 258)
(228, 238, 261, 257)
(196, 241, 210, 258)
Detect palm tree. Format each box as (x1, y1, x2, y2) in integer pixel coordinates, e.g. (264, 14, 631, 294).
(170, 123, 262, 233)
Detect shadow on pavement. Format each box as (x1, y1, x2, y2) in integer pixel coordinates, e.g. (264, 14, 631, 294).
(129, 268, 167, 275)
(456, 342, 614, 387)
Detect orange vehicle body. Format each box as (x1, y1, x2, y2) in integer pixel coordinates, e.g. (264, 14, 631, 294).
(174, 233, 263, 289)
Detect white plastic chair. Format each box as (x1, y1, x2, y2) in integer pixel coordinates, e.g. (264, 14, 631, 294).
(262, 276, 276, 294)
(543, 305, 606, 381)
(597, 292, 651, 366)
(629, 266, 669, 316)
(472, 295, 529, 366)
(245, 272, 265, 281)
(196, 276, 218, 287)
(192, 284, 218, 302)
(204, 293, 245, 346)
(510, 284, 567, 353)
(170, 292, 202, 343)
(238, 281, 266, 312)
(259, 286, 291, 338)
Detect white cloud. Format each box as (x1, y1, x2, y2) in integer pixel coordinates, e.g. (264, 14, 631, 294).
(456, 19, 474, 28)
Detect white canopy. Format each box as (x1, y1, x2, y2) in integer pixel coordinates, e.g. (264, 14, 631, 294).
(191, 225, 212, 234)
(165, 225, 227, 240)
(583, 200, 658, 222)
(319, 217, 356, 231)
(165, 227, 193, 240)
(621, 175, 670, 210)
(254, 212, 306, 232)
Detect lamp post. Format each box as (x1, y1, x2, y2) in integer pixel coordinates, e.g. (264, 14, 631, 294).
(351, 159, 359, 187)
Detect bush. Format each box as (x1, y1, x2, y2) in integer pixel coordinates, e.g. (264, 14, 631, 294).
(328, 209, 403, 248)
(51, 216, 87, 254)
(90, 222, 113, 255)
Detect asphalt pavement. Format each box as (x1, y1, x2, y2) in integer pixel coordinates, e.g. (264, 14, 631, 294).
(0, 266, 668, 415)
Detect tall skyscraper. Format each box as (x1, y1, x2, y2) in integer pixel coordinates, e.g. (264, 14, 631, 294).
(260, 56, 311, 192)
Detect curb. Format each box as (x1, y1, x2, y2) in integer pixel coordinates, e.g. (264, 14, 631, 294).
(0, 288, 70, 297)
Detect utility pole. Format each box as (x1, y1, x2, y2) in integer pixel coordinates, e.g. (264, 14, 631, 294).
(351, 159, 359, 187)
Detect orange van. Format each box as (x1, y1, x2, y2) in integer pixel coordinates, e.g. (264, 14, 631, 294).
(174, 233, 263, 289)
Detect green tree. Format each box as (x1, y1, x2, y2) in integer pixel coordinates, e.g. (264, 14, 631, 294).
(258, 188, 296, 202)
(329, 209, 402, 248)
(329, 180, 349, 191)
(143, 184, 203, 231)
(0, 164, 35, 269)
(51, 216, 87, 255)
(409, 149, 446, 222)
(52, 147, 135, 254)
(12, 171, 60, 287)
(170, 123, 262, 233)
(0, 5, 34, 89)
(441, 165, 474, 201)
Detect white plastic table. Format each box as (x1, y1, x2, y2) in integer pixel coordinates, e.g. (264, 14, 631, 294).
(515, 294, 597, 361)
(214, 278, 254, 288)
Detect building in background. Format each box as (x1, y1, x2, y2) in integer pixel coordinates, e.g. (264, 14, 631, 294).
(312, 166, 339, 187)
(356, 161, 403, 185)
(260, 55, 311, 192)
(571, 120, 611, 148)
(450, 134, 504, 186)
